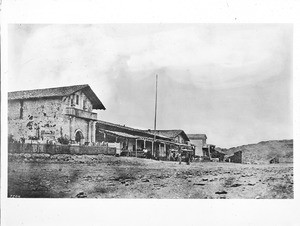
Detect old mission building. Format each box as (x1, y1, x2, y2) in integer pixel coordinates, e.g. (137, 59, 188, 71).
(7, 83, 204, 159)
(8, 84, 105, 144)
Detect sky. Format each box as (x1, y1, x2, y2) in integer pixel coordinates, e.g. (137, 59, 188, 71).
(7, 24, 293, 148)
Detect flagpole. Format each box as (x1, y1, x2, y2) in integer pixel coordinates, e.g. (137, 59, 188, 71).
(154, 74, 158, 131)
(153, 74, 158, 159)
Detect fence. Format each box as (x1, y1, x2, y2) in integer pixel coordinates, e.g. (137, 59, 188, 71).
(121, 150, 145, 158)
(8, 142, 117, 156)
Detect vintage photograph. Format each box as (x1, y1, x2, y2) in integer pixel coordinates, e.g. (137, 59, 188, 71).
(7, 24, 293, 199)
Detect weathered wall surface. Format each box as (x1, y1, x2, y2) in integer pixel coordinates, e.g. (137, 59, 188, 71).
(189, 139, 206, 156)
(67, 90, 93, 111)
(8, 100, 21, 120)
(8, 98, 66, 141)
(8, 90, 96, 143)
(70, 117, 90, 142)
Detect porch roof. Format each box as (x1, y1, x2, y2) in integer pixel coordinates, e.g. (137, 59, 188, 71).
(98, 129, 139, 139)
(98, 128, 193, 148)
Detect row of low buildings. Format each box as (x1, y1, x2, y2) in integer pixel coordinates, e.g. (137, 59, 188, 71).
(8, 84, 214, 159)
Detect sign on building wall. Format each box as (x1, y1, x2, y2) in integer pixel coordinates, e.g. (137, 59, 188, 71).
(41, 130, 56, 140)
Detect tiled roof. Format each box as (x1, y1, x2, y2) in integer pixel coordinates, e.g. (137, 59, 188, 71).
(98, 127, 192, 148)
(98, 129, 139, 139)
(146, 130, 190, 141)
(96, 120, 171, 141)
(8, 84, 105, 110)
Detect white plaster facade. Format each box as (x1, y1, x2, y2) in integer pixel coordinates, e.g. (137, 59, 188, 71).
(8, 85, 104, 145)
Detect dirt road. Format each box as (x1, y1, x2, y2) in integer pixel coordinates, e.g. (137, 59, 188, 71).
(8, 153, 293, 199)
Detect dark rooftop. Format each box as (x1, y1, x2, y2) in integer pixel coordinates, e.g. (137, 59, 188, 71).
(146, 130, 190, 141)
(8, 84, 105, 110)
(96, 120, 171, 141)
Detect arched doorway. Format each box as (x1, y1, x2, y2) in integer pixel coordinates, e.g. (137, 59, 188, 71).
(75, 130, 84, 145)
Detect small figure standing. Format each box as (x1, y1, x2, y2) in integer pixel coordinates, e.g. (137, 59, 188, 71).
(178, 152, 182, 165)
(186, 152, 190, 165)
(143, 148, 148, 158)
(172, 152, 176, 161)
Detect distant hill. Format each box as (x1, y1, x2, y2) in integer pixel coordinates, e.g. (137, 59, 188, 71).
(218, 140, 293, 163)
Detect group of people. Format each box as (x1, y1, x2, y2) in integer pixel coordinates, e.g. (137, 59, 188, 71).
(168, 149, 193, 165)
(143, 148, 153, 159)
(176, 151, 192, 165)
(142, 147, 193, 164)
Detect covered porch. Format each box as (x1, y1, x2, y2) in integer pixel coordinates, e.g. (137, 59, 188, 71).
(96, 128, 194, 160)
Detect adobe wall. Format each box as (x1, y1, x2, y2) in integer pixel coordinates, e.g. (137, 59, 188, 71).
(8, 92, 95, 143)
(8, 98, 67, 141)
(68, 90, 93, 111)
(70, 117, 91, 142)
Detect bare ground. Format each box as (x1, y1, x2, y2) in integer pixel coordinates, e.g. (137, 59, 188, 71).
(8, 154, 293, 199)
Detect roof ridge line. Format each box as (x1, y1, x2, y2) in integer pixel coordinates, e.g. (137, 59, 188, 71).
(8, 84, 89, 93)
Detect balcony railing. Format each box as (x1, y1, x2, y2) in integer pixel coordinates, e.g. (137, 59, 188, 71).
(65, 107, 97, 120)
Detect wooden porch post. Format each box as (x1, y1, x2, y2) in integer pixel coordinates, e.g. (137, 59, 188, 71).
(135, 139, 138, 157)
(127, 139, 130, 156)
(91, 121, 96, 143)
(151, 141, 154, 157)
